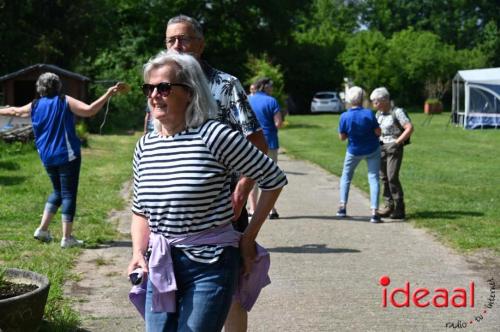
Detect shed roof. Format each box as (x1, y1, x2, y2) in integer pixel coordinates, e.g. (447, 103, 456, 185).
(455, 67, 500, 84)
(0, 64, 90, 82)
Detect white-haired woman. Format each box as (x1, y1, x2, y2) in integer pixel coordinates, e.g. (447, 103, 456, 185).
(370, 87, 413, 219)
(0, 73, 126, 247)
(337, 86, 382, 223)
(127, 51, 287, 331)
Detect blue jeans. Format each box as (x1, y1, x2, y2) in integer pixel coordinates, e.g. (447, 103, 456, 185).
(44, 157, 81, 222)
(339, 147, 381, 209)
(145, 246, 240, 332)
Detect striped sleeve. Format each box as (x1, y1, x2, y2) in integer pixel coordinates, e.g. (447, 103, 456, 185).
(132, 136, 149, 217)
(201, 121, 287, 190)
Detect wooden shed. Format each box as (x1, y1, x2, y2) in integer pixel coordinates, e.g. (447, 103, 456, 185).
(0, 64, 90, 106)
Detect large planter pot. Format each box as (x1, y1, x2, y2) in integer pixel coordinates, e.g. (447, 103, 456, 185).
(0, 268, 50, 332)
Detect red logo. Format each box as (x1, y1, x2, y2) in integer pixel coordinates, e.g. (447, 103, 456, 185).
(379, 275, 475, 308)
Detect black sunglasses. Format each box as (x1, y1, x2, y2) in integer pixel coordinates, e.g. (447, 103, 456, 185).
(141, 82, 190, 97)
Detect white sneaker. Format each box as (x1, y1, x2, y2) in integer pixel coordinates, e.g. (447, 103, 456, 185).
(34, 228, 53, 242)
(60, 236, 84, 248)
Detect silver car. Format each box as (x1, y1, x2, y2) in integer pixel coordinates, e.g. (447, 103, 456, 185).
(310, 91, 344, 113)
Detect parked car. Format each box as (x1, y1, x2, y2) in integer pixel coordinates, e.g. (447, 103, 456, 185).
(310, 91, 344, 113)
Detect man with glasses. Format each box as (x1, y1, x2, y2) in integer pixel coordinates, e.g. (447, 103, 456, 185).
(165, 15, 268, 332)
(370, 87, 413, 220)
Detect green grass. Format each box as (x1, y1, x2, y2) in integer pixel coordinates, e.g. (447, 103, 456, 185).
(280, 112, 500, 252)
(0, 134, 139, 331)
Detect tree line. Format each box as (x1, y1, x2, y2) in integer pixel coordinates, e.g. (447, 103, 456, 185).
(1, 0, 498, 131)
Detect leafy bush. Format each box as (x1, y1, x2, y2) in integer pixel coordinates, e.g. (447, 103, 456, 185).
(75, 121, 89, 147)
(245, 54, 286, 106)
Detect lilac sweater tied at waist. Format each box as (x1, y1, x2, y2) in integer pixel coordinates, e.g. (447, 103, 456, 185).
(129, 223, 270, 317)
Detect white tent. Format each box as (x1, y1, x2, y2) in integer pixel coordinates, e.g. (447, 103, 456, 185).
(452, 68, 500, 129)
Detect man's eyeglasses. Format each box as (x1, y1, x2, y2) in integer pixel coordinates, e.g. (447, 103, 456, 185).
(141, 82, 190, 98)
(165, 35, 198, 48)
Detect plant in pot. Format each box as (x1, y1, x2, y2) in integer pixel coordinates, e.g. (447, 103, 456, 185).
(0, 267, 51, 332)
(424, 78, 448, 114)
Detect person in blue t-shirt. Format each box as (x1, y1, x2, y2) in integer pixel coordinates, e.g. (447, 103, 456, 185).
(0, 72, 127, 247)
(247, 77, 283, 219)
(337, 86, 382, 223)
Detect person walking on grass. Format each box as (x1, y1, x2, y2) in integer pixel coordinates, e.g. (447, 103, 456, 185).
(337, 86, 382, 223)
(370, 87, 413, 219)
(0, 72, 127, 248)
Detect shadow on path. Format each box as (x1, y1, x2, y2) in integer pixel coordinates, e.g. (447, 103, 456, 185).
(267, 243, 361, 254)
(278, 215, 336, 221)
(284, 170, 307, 176)
(83, 240, 132, 250)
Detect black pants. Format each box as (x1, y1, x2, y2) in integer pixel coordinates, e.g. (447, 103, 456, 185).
(380, 142, 404, 203)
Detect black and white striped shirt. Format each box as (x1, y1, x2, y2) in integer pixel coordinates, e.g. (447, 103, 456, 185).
(132, 120, 287, 263)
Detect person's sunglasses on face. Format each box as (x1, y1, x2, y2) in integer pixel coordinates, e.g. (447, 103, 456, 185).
(141, 82, 190, 98)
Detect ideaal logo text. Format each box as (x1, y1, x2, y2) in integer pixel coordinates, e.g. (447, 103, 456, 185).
(378, 275, 496, 329)
(379, 275, 474, 308)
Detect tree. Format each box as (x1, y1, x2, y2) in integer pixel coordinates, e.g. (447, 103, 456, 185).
(340, 30, 390, 93)
(0, 0, 114, 74)
(245, 54, 286, 106)
(360, 0, 500, 50)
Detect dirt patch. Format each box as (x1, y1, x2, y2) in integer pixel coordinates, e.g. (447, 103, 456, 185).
(464, 249, 500, 282)
(0, 281, 37, 300)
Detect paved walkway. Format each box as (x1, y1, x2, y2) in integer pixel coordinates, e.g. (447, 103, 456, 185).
(65, 152, 499, 331)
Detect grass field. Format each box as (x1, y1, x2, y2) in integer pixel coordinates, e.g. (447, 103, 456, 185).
(0, 134, 138, 330)
(279, 111, 500, 253)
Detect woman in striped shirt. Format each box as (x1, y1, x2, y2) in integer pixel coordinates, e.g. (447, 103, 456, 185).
(127, 51, 287, 332)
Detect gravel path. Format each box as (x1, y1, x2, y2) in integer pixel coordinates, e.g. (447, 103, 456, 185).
(65, 152, 499, 331)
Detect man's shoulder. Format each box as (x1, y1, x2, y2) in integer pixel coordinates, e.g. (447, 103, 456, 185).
(255, 92, 278, 103)
(393, 107, 411, 122)
(203, 61, 239, 85)
(393, 107, 405, 115)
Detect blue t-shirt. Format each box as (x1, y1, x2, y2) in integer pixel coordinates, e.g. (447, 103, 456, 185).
(31, 95, 81, 166)
(248, 91, 281, 149)
(338, 107, 380, 155)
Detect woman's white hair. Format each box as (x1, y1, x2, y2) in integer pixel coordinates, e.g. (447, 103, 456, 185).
(346, 86, 364, 106)
(143, 50, 216, 131)
(370, 87, 390, 101)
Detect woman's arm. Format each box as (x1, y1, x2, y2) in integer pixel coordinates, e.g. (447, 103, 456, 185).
(0, 103, 32, 117)
(127, 213, 151, 275)
(67, 82, 128, 118)
(396, 123, 413, 145)
(274, 111, 283, 129)
(240, 187, 282, 275)
(231, 129, 268, 220)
